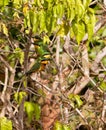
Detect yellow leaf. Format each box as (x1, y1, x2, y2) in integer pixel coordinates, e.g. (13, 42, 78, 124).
(23, 3, 29, 15)
(2, 23, 8, 37)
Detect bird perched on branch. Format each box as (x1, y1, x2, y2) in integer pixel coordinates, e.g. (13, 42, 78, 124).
(25, 36, 51, 75)
(26, 55, 51, 75)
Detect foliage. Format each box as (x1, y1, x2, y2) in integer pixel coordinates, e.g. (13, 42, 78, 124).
(54, 121, 71, 130)
(68, 94, 83, 108)
(0, 117, 12, 130)
(14, 91, 27, 104)
(24, 102, 41, 122)
(0, 0, 95, 44)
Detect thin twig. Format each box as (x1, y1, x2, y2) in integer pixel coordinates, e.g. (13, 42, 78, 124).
(56, 36, 60, 66)
(0, 55, 14, 73)
(34, 79, 58, 94)
(91, 46, 106, 74)
(1, 67, 8, 102)
(82, 44, 89, 76)
(90, 0, 98, 6)
(0, 67, 8, 117)
(62, 95, 88, 124)
(83, 19, 106, 42)
(101, 92, 106, 123)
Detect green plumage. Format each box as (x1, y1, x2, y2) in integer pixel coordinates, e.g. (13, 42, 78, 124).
(26, 37, 51, 75)
(26, 58, 41, 75)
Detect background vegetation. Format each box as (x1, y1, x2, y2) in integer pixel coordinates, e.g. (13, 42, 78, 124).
(0, 0, 106, 130)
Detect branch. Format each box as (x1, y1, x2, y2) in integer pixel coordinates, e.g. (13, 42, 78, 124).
(69, 45, 106, 94)
(0, 67, 8, 117)
(91, 46, 106, 74)
(1, 67, 8, 102)
(0, 55, 14, 73)
(56, 36, 60, 66)
(82, 44, 89, 76)
(83, 19, 106, 42)
(101, 92, 106, 123)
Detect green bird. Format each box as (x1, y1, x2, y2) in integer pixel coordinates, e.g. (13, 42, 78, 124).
(25, 36, 51, 75)
(26, 55, 51, 75)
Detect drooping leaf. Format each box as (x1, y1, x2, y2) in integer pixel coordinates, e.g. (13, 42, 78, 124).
(2, 23, 8, 36)
(82, 0, 92, 8)
(32, 12, 39, 33)
(72, 21, 85, 44)
(75, 3, 85, 21)
(57, 4, 64, 18)
(24, 102, 35, 122)
(85, 8, 96, 40)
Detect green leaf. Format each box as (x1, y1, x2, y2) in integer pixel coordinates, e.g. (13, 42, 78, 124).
(57, 4, 64, 18)
(102, 57, 106, 66)
(53, 5, 58, 18)
(72, 21, 85, 44)
(29, 10, 34, 27)
(8, 48, 22, 64)
(99, 82, 106, 91)
(34, 103, 41, 120)
(50, 16, 57, 33)
(43, 35, 50, 44)
(39, 10, 47, 33)
(32, 12, 39, 33)
(82, 0, 92, 8)
(68, 94, 83, 108)
(63, 124, 71, 130)
(0, 0, 3, 7)
(0, 117, 12, 130)
(24, 11, 31, 29)
(54, 121, 63, 130)
(69, 6, 76, 21)
(24, 102, 41, 122)
(74, 95, 83, 108)
(14, 91, 27, 104)
(75, 4, 85, 21)
(36, 0, 42, 7)
(24, 102, 35, 122)
(13, 0, 22, 5)
(0, 0, 9, 7)
(85, 8, 96, 40)
(68, 94, 75, 108)
(14, 48, 24, 65)
(102, 28, 106, 37)
(2, 23, 8, 37)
